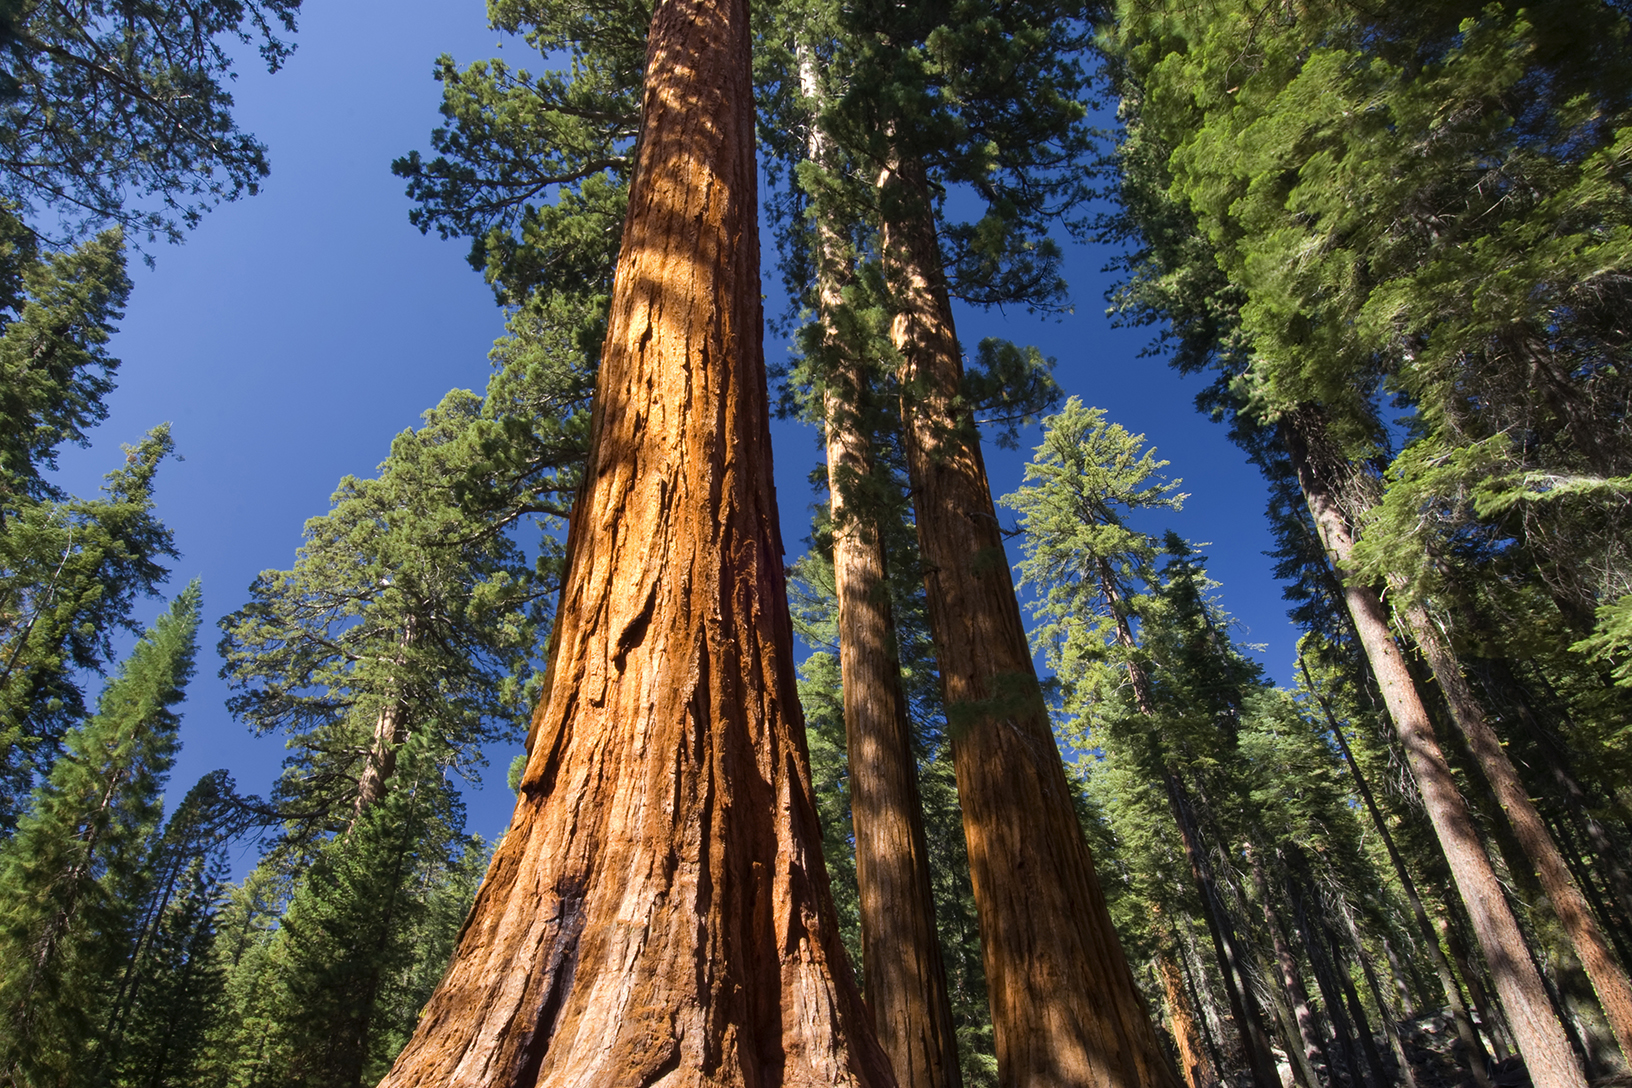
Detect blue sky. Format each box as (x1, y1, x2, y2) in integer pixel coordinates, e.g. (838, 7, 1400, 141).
(49, 0, 1296, 853)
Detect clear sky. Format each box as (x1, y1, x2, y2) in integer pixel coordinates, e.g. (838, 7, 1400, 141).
(49, 0, 1297, 856)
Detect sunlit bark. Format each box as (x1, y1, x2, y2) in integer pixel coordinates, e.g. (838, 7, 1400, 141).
(375, 0, 892, 1081)
(882, 151, 1180, 1088)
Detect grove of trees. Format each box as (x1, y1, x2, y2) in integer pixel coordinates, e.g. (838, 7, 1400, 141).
(1, 0, 1630, 1087)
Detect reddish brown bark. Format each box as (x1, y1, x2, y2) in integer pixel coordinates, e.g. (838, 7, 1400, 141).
(1280, 410, 1585, 1088)
(374, 0, 892, 1082)
(1298, 654, 1494, 1088)
(807, 54, 962, 1086)
(882, 152, 1180, 1088)
(1402, 603, 1632, 1063)
(1154, 928, 1219, 1088)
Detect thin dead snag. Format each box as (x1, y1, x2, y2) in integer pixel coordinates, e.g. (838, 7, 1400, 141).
(880, 152, 1181, 1088)
(375, 0, 893, 1082)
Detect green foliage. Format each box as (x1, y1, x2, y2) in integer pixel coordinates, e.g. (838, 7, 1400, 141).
(0, 581, 200, 1088)
(1003, 397, 1183, 729)
(98, 769, 253, 1088)
(1107, 0, 1632, 682)
(102, 853, 226, 1088)
(219, 391, 552, 853)
(0, 0, 301, 244)
(0, 427, 178, 830)
(238, 735, 480, 1088)
(0, 224, 131, 503)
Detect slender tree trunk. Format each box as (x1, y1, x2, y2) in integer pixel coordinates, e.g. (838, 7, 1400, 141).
(1168, 776, 1282, 1088)
(1250, 847, 1330, 1084)
(1327, 923, 1386, 1087)
(1280, 409, 1585, 1088)
(1293, 878, 1369, 1088)
(881, 150, 1180, 1088)
(1156, 925, 1221, 1088)
(1401, 604, 1632, 1063)
(375, 0, 893, 1081)
(1181, 920, 1232, 1079)
(1480, 659, 1632, 941)
(1338, 896, 1419, 1088)
(1298, 654, 1493, 1087)
(805, 50, 962, 1088)
(1439, 906, 1515, 1063)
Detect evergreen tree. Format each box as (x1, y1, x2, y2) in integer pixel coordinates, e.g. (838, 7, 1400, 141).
(243, 733, 477, 1088)
(100, 769, 252, 1088)
(0, 220, 179, 830)
(0, 581, 200, 1088)
(219, 390, 552, 857)
(0, 0, 302, 243)
(104, 852, 226, 1088)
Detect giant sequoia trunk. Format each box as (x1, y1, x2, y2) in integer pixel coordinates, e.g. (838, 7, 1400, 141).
(1280, 409, 1585, 1088)
(804, 52, 962, 1088)
(881, 151, 1180, 1088)
(375, 0, 893, 1082)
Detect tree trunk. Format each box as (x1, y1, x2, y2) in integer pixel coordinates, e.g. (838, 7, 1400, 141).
(1181, 920, 1232, 1079)
(1439, 906, 1515, 1062)
(1249, 846, 1330, 1084)
(374, 0, 893, 1081)
(881, 150, 1180, 1088)
(1156, 933, 1222, 1088)
(1337, 896, 1419, 1088)
(1168, 775, 1283, 1088)
(1280, 409, 1585, 1088)
(807, 51, 962, 1088)
(353, 615, 418, 826)
(1298, 653, 1493, 1087)
(1292, 877, 1368, 1088)
(1106, 559, 1278, 1088)
(1402, 604, 1632, 1064)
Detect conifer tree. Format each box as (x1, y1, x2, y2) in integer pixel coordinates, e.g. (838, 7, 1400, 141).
(0, 581, 200, 1088)
(0, 221, 179, 827)
(374, 0, 893, 1077)
(219, 390, 552, 853)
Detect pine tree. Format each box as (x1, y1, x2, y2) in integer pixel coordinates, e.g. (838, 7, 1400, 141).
(0, 581, 200, 1088)
(0, 221, 179, 829)
(219, 390, 552, 854)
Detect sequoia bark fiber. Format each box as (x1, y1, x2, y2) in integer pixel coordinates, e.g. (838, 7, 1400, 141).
(882, 152, 1180, 1088)
(374, 0, 893, 1082)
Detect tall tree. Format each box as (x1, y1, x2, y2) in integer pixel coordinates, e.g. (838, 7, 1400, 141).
(376, 0, 892, 1079)
(0, 222, 181, 827)
(0, 581, 200, 1088)
(777, 32, 964, 1088)
(219, 390, 552, 855)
